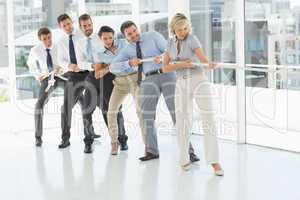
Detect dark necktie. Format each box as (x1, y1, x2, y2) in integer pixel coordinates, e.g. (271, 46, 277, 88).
(46, 48, 53, 71)
(136, 41, 143, 85)
(69, 34, 77, 64)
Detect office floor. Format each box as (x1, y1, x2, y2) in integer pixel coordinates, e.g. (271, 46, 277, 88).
(0, 130, 300, 200)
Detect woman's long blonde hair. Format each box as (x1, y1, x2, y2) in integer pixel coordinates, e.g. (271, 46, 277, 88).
(169, 13, 191, 35)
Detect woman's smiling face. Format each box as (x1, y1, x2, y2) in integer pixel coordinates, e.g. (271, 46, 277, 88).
(174, 23, 190, 40)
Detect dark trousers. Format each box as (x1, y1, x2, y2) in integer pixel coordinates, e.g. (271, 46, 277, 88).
(82, 71, 127, 144)
(61, 71, 90, 143)
(35, 76, 65, 138)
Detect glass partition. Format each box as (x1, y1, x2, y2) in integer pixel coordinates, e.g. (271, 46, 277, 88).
(190, 0, 238, 140)
(245, 0, 300, 152)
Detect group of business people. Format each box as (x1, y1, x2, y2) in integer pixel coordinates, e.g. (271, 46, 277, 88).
(27, 12, 224, 175)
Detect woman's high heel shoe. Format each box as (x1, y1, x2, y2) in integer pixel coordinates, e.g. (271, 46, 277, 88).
(212, 163, 224, 176)
(214, 169, 224, 176)
(181, 162, 192, 171)
(111, 142, 119, 155)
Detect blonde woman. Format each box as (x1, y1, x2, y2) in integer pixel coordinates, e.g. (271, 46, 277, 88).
(162, 13, 223, 175)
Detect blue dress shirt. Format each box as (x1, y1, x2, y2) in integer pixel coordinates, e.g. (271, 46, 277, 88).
(110, 31, 167, 76)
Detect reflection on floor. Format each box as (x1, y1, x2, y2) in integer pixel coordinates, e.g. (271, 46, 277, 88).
(0, 130, 300, 200)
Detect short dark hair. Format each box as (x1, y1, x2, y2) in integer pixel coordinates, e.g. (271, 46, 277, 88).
(38, 27, 51, 39)
(57, 13, 71, 24)
(98, 26, 115, 37)
(120, 21, 137, 35)
(78, 13, 92, 26)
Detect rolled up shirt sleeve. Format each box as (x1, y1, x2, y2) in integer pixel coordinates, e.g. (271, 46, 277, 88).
(110, 48, 136, 76)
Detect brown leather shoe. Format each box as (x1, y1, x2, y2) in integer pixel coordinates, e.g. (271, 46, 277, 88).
(139, 152, 159, 161)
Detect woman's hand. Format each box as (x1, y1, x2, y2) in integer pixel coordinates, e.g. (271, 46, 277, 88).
(207, 63, 217, 69)
(180, 59, 195, 69)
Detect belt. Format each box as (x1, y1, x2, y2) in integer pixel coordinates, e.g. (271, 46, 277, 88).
(145, 69, 163, 77)
(118, 71, 138, 77)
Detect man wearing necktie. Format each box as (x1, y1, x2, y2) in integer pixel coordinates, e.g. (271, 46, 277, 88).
(56, 14, 91, 151)
(69, 34, 77, 65)
(77, 14, 128, 153)
(27, 27, 65, 147)
(112, 21, 199, 162)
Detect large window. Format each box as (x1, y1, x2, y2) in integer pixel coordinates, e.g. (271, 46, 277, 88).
(245, 0, 300, 151)
(0, 0, 9, 103)
(14, 0, 79, 100)
(3, 0, 300, 152)
(191, 0, 237, 86)
(85, 0, 131, 16)
(190, 0, 238, 140)
(139, 0, 168, 38)
(85, 0, 135, 38)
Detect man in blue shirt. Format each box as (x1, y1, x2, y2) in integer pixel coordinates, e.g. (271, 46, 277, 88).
(106, 28, 145, 155)
(111, 21, 199, 161)
(78, 14, 128, 153)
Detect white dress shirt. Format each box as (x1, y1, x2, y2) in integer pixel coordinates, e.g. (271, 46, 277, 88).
(76, 33, 105, 70)
(27, 43, 58, 75)
(56, 29, 93, 71)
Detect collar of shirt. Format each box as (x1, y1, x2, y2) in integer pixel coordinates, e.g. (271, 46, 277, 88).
(41, 43, 53, 51)
(82, 33, 105, 50)
(102, 39, 122, 55)
(102, 39, 119, 54)
(84, 33, 97, 41)
(62, 29, 81, 40)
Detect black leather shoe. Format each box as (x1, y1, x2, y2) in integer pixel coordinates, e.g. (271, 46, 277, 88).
(190, 152, 200, 163)
(120, 143, 128, 151)
(139, 152, 159, 161)
(92, 134, 101, 139)
(118, 135, 128, 151)
(36, 137, 42, 147)
(58, 140, 70, 149)
(84, 144, 93, 153)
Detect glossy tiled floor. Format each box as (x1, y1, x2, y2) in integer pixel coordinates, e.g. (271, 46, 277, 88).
(0, 130, 300, 200)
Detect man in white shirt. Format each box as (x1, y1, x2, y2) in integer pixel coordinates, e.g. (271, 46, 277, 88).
(27, 27, 65, 147)
(78, 14, 128, 153)
(56, 13, 95, 152)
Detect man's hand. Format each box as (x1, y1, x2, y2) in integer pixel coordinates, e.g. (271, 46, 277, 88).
(94, 63, 109, 79)
(68, 64, 79, 72)
(93, 63, 109, 70)
(129, 58, 141, 67)
(92, 63, 100, 71)
(153, 56, 161, 64)
(36, 74, 47, 82)
(92, 63, 107, 71)
(95, 66, 109, 79)
(53, 66, 64, 75)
